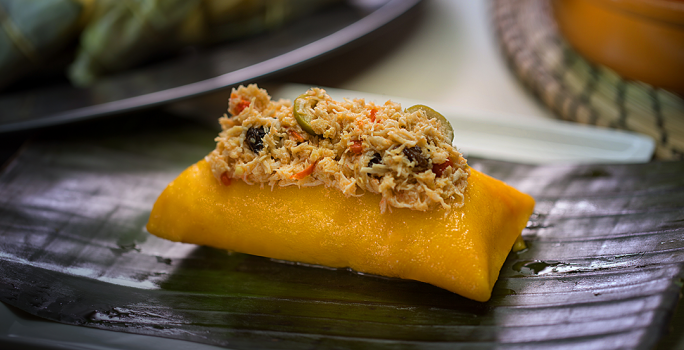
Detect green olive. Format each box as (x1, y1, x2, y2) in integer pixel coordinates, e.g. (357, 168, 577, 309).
(406, 105, 454, 143)
(293, 94, 319, 136)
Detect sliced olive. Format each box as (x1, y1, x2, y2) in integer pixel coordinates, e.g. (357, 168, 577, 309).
(245, 126, 267, 153)
(293, 94, 319, 136)
(406, 105, 454, 143)
(403, 146, 430, 173)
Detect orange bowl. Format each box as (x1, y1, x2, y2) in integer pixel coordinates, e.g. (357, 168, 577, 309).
(552, 0, 684, 95)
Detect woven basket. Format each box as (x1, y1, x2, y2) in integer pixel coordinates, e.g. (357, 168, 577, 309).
(492, 0, 684, 160)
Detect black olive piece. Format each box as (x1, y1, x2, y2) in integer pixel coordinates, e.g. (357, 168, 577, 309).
(245, 126, 267, 153)
(403, 146, 430, 172)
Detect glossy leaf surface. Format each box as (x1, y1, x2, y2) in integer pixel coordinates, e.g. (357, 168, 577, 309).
(0, 114, 682, 350)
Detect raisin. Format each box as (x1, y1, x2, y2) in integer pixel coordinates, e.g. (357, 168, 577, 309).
(368, 153, 383, 167)
(245, 127, 267, 154)
(403, 146, 430, 173)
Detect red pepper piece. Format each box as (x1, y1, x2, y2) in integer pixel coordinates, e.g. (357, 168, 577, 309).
(235, 100, 250, 114)
(370, 108, 377, 122)
(220, 172, 232, 186)
(291, 162, 316, 180)
(349, 140, 363, 154)
(432, 158, 453, 177)
(230, 93, 251, 115)
(289, 129, 305, 143)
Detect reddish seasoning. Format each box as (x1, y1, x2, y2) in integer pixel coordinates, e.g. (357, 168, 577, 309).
(220, 172, 232, 186)
(432, 158, 453, 177)
(291, 162, 316, 180)
(370, 108, 377, 122)
(349, 140, 363, 154)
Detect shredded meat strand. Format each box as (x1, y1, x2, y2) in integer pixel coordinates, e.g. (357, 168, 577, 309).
(207, 84, 469, 212)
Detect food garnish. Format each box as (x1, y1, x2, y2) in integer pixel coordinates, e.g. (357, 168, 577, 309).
(211, 85, 468, 213)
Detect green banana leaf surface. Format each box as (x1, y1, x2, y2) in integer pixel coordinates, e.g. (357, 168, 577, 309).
(0, 112, 683, 349)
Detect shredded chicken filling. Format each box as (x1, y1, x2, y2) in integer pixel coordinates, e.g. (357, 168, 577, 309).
(206, 84, 470, 213)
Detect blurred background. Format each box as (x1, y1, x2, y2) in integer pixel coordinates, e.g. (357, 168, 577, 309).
(1, 0, 682, 162)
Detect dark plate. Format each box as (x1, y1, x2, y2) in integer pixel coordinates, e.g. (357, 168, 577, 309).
(0, 0, 421, 133)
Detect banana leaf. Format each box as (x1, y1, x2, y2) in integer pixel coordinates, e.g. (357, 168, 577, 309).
(0, 112, 683, 349)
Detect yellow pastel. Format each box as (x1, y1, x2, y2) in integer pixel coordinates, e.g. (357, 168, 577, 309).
(147, 160, 534, 302)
